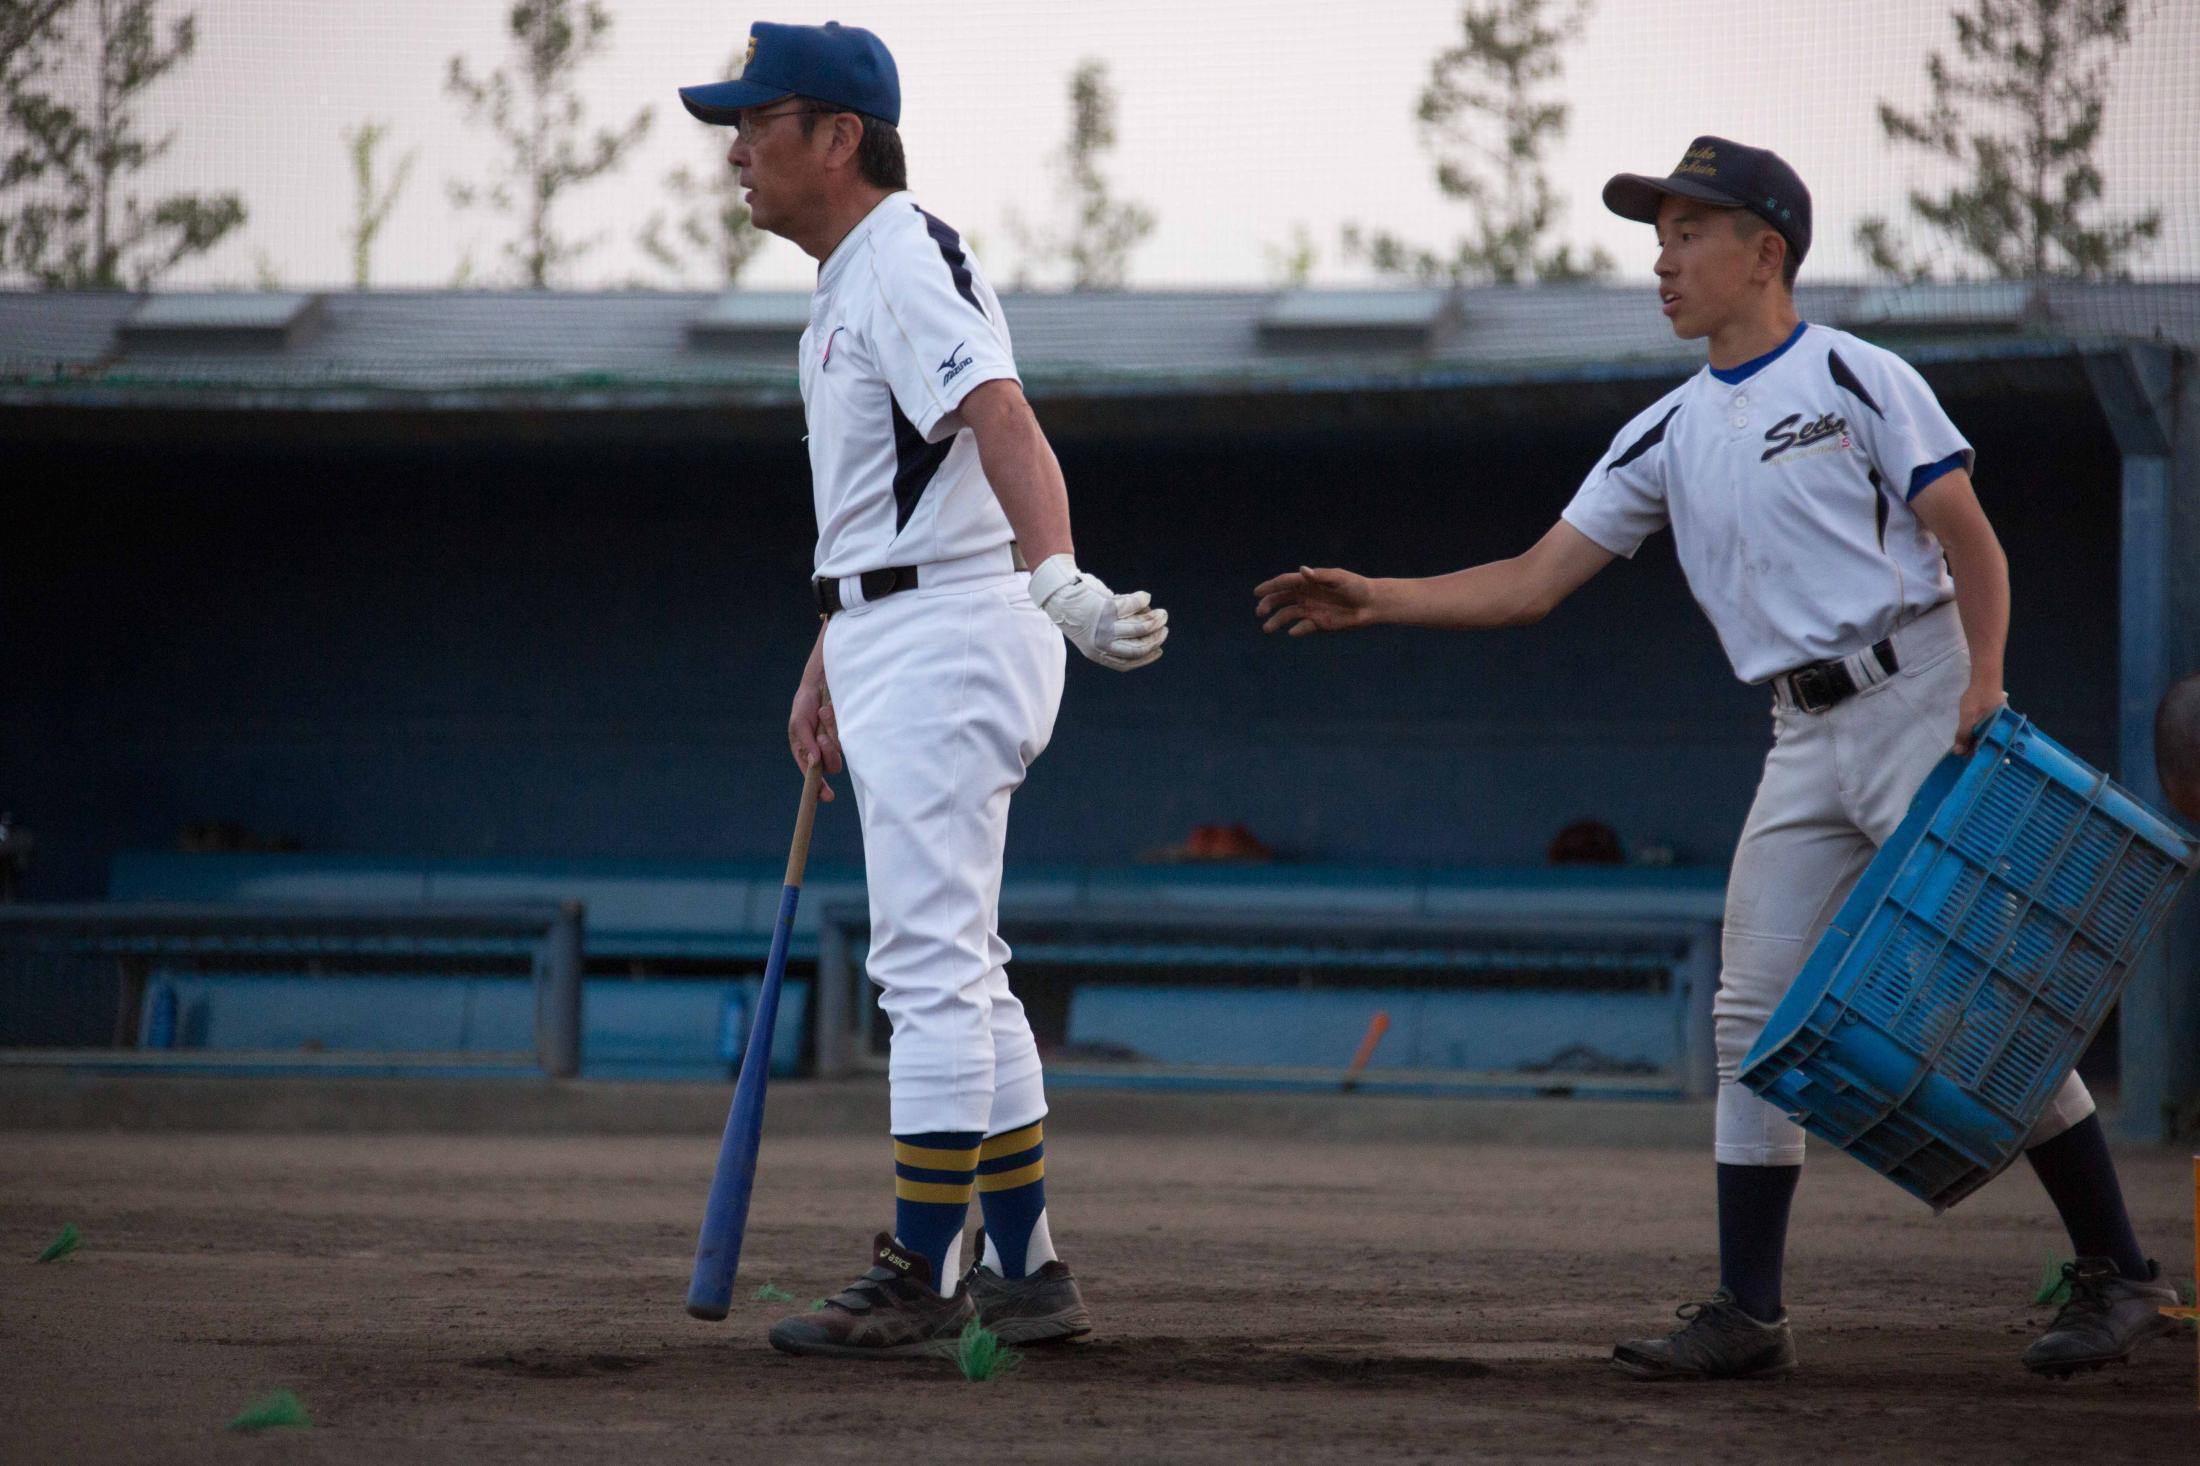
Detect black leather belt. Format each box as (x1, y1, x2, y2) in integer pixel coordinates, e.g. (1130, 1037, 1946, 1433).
(813, 565, 918, 617)
(1773, 638, 1900, 714)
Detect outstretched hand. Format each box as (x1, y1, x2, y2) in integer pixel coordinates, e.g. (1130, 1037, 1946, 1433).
(1255, 566, 1378, 636)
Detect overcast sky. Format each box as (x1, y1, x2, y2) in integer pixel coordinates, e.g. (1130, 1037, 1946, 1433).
(40, 0, 2200, 291)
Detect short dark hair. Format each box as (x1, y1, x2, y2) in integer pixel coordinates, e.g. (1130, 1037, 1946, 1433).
(1731, 209, 1801, 288)
(2155, 672, 2200, 813)
(798, 101, 907, 191)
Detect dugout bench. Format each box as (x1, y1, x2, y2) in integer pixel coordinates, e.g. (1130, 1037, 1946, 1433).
(814, 866, 1724, 1098)
(29, 853, 1726, 1094)
(0, 900, 583, 1077)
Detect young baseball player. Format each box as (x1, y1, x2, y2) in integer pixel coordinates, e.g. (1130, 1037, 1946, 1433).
(1257, 137, 2180, 1380)
(678, 21, 1167, 1358)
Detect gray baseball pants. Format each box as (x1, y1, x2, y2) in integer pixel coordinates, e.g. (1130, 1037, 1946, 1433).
(1714, 601, 2096, 1165)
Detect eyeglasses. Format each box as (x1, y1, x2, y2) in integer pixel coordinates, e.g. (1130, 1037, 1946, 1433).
(732, 106, 841, 143)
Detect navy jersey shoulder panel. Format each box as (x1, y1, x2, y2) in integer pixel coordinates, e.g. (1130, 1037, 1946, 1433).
(890, 396, 953, 531)
(1827, 347, 1885, 419)
(1611, 402, 1684, 473)
(913, 205, 986, 318)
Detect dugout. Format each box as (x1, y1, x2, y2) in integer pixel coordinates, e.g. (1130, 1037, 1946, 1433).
(2, 283, 2195, 1135)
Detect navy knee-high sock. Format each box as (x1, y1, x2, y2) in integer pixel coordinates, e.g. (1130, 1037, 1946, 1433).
(2024, 1114, 2148, 1280)
(975, 1121, 1050, 1279)
(893, 1131, 980, 1294)
(1718, 1163, 1801, 1323)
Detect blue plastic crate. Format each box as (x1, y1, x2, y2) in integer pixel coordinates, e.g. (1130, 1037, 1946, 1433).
(1739, 707, 2197, 1211)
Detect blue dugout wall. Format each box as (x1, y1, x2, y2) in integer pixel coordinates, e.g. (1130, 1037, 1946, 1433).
(5, 381, 2123, 894)
(0, 374, 2126, 1044)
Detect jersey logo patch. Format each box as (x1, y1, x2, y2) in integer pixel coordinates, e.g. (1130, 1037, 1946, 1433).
(1762, 410, 1849, 464)
(936, 340, 974, 387)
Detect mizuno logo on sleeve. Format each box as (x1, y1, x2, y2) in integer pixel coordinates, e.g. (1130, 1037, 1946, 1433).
(937, 341, 974, 386)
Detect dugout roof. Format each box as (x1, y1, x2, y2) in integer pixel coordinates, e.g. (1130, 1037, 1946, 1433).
(2, 283, 2193, 450)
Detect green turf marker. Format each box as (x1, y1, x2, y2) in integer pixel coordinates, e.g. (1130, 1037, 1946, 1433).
(226, 1392, 311, 1433)
(954, 1320, 1020, 1382)
(752, 1283, 794, 1303)
(2031, 1253, 2074, 1307)
(33, 1223, 82, 1263)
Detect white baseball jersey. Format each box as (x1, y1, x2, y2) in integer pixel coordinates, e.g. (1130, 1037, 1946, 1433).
(1562, 322, 1972, 683)
(799, 192, 1020, 580)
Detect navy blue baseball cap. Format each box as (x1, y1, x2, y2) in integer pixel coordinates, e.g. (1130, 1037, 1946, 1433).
(1603, 136, 1812, 265)
(679, 21, 900, 127)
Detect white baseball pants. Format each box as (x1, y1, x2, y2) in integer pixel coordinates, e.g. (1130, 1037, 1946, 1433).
(1715, 601, 2096, 1164)
(822, 549, 1066, 1137)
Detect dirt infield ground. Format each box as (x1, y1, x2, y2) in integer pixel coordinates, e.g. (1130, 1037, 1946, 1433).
(2, 1097, 2195, 1463)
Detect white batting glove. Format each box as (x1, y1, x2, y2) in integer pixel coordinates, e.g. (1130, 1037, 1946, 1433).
(1027, 553, 1168, 671)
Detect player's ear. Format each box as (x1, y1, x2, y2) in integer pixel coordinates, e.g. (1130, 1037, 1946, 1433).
(1760, 229, 1787, 286)
(829, 112, 865, 170)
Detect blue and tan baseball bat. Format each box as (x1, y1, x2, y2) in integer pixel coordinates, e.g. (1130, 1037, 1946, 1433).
(686, 759, 825, 1320)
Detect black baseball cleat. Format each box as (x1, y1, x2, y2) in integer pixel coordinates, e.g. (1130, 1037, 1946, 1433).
(1612, 1289, 1797, 1381)
(2022, 1257, 2181, 1378)
(766, 1233, 973, 1360)
(962, 1233, 1093, 1344)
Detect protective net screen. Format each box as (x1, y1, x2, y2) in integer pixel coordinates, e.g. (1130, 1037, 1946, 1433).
(2, 0, 2195, 387)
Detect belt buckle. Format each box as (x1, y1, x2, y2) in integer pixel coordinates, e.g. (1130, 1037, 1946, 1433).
(1790, 666, 1834, 713)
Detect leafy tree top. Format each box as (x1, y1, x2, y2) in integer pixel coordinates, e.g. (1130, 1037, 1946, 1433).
(1859, 0, 2159, 281)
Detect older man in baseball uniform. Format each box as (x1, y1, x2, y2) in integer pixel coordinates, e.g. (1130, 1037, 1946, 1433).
(679, 21, 1167, 1359)
(1258, 137, 2178, 1380)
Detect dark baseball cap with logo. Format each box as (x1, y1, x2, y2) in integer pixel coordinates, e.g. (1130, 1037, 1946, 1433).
(679, 20, 900, 127)
(1603, 136, 1811, 265)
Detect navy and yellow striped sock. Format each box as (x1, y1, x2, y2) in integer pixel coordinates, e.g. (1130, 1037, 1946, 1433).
(976, 1120, 1053, 1280)
(893, 1131, 979, 1294)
